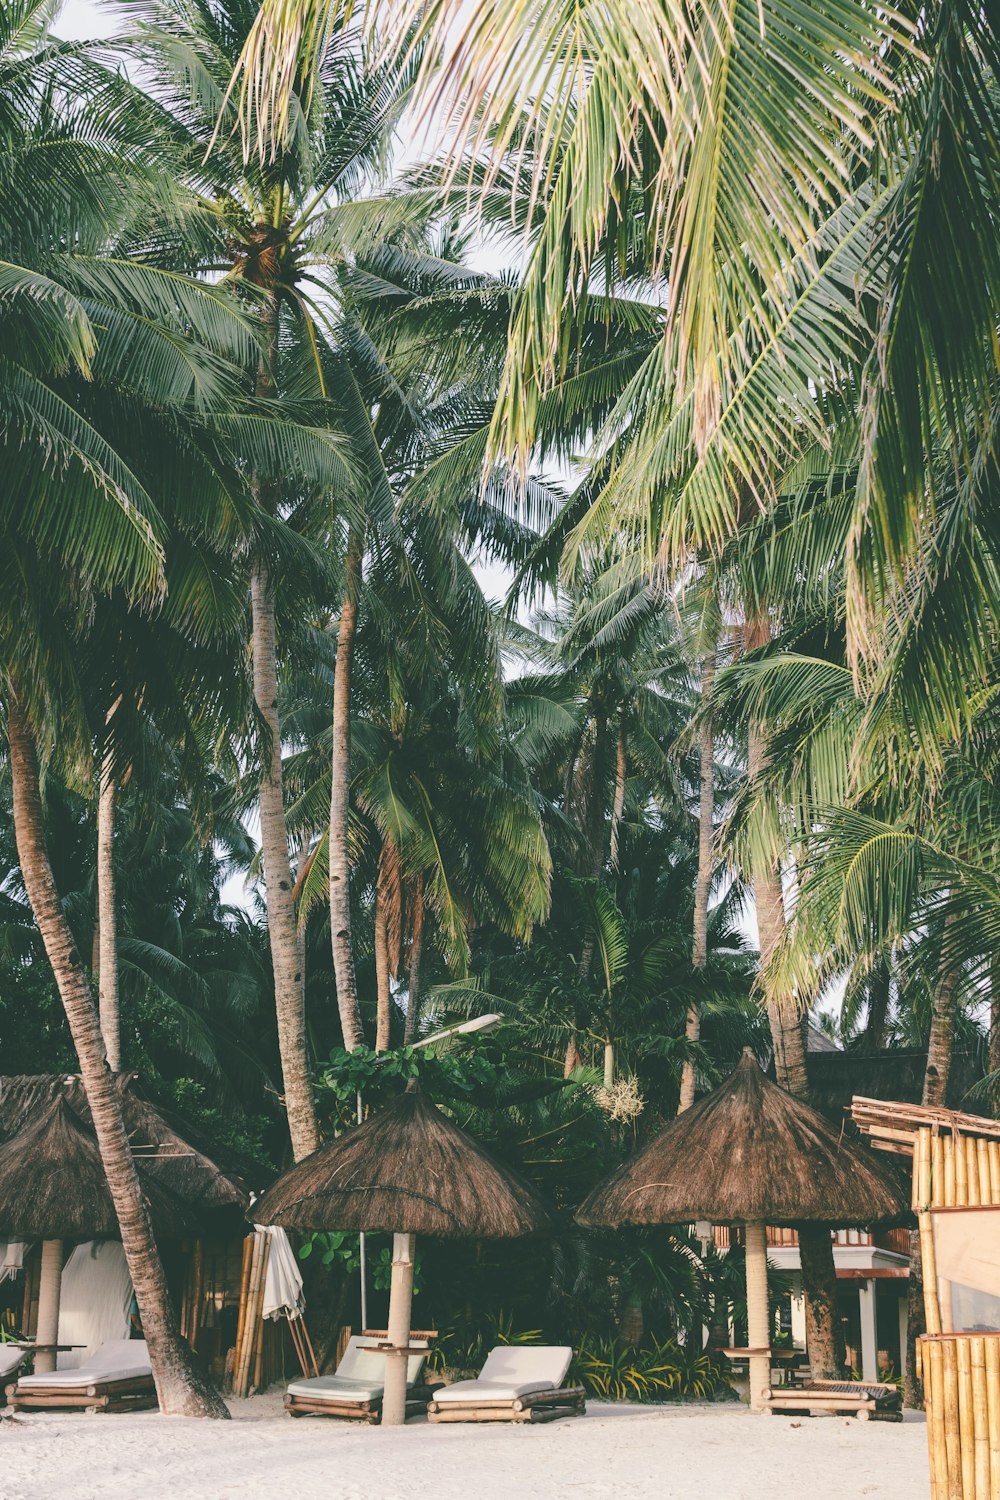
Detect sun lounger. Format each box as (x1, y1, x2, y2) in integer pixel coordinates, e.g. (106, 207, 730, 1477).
(764, 1378, 903, 1421)
(7, 1340, 156, 1413)
(0, 1345, 24, 1405)
(426, 1346, 585, 1423)
(285, 1333, 430, 1422)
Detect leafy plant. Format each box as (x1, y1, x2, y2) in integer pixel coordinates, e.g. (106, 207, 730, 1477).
(427, 1312, 543, 1374)
(573, 1336, 730, 1402)
(297, 1231, 424, 1295)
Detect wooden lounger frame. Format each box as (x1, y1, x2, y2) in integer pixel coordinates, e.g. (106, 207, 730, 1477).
(763, 1379, 902, 1422)
(426, 1384, 586, 1424)
(6, 1373, 158, 1414)
(284, 1330, 439, 1423)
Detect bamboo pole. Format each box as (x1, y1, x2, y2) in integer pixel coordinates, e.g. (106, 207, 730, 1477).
(381, 1232, 416, 1426)
(943, 1339, 963, 1500)
(976, 1140, 991, 1208)
(985, 1337, 1000, 1500)
(926, 1339, 948, 1500)
(921, 1210, 943, 1336)
(190, 1238, 204, 1352)
(965, 1137, 981, 1208)
(933, 1132, 944, 1209)
(956, 1134, 969, 1208)
(232, 1234, 253, 1384)
(744, 1222, 770, 1414)
(945, 1134, 957, 1208)
(970, 1338, 990, 1500)
(235, 1232, 264, 1397)
(957, 1337, 975, 1499)
(34, 1240, 63, 1375)
(988, 1143, 1000, 1205)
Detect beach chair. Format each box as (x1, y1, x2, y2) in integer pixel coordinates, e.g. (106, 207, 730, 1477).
(426, 1345, 585, 1423)
(285, 1333, 431, 1422)
(0, 1345, 25, 1406)
(7, 1339, 156, 1413)
(763, 1378, 903, 1421)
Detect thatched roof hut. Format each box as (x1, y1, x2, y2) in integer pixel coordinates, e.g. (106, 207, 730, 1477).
(0, 1074, 256, 1215)
(254, 1088, 557, 1425)
(0, 1094, 195, 1240)
(578, 1050, 908, 1413)
(253, 1087, 557, 1239)
(577, 1048, 908, 1230)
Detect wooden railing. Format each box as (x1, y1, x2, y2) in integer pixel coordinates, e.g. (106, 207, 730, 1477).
(712, 1225, 910, 1256)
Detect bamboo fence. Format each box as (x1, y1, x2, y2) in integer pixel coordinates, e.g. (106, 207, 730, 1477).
(854, 1100, 1000, 1500)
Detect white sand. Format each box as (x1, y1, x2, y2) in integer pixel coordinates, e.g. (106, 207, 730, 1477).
(0, 1395, 930, 1500)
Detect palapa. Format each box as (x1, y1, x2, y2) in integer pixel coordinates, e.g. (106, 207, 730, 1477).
(577, 1050, 908, 1412)
(253, 1088, 557, 1425)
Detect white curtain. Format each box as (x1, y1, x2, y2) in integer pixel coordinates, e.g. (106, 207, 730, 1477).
(255, 1226, 305, 1321)
(57, 1240, 133, 1369)
(0, 1240, 28, 1283)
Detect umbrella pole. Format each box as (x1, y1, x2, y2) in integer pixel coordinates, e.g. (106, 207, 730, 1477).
(382, 1232, 415, 1427)
(34, 1238, 64, 1374)
(745, 1222, 770, 1412)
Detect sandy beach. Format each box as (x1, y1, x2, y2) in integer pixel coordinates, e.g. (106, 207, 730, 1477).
(0, 1396, 930, 1500)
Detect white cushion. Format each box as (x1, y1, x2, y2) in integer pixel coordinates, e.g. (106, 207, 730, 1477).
(0, 1346, 24, 1380)
(434, 1346, 573, 1404)
(287, 1375, 385, 1402)
(287, 1336, 429, 1403)
(18, 1340, 151, 1389)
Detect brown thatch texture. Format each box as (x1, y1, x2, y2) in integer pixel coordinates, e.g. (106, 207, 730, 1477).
(0, 1074, 256, 1214)
(0, 1095, 196, 1239)
(253, 1089, 558, 1238)
(577, 1050, 909, 1229)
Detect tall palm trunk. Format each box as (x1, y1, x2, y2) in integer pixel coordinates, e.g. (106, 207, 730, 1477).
(990, 955, 1000, 1113)
(374, 848, 392, 1053)
(905, 909, 962, 1406)
(679, 648, 716, 1112)
(329, 526, 365, 1051)
(96, 752, 120, 1071)
(7, 692, 228, 1418)
(403, 874, 425, 1045)
(609, 731, 627, 870)
(249, 284, 318, 1161)
(746, 616, 842, 1378)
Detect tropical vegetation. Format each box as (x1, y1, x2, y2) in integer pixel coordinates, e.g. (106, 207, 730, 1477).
(0, 0, 998, 1415)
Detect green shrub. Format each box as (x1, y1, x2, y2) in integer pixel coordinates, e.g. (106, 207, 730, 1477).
(573, 1336, 730, 1402)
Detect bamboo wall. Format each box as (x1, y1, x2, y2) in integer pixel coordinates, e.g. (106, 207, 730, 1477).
(915, 1128, 1000, 1500)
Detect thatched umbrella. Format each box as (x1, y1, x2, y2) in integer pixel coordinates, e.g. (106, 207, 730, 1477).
(253, 1086, 558, 1424)
(577, 1049, 907, 1410)
(0, 1095, 195, 1371)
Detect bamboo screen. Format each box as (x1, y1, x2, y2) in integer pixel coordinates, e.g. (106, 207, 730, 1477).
(914, 1128, 1000, 1500)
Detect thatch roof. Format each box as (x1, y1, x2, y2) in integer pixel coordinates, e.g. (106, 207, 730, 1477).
(0, 1074, 257, 1220)
(253, 1089, 558, 1239)
(0, 1095, 197, 1240)
(577, 1049, 909, 1229)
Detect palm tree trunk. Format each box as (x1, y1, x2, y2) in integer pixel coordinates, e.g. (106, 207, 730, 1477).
(609, 732, 627, 870)
(403, 874, 425, 1045)
(96, 755, 120, 1071)
(329, 526, 365, 1051)
(990, 954, 1000, 1113)
(250, 287, 318, 1162)
(7, 691, 228, 1418)
(905, 909, 963, 1407)
(745, 615, 841, 1378)
(923, 907, 960, 1108)
(374, 858, 392, 1054)
(679, 648, 716, 1113)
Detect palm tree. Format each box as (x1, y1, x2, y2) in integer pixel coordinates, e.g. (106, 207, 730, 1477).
(0, 0, 267, 1414)
(127, 0, 414, 1143)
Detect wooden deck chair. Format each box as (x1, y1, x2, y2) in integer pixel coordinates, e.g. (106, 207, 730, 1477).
(764, 1378, 903, 1421)
(285, 1333, 431, 1423)
(427, 1346, 585, 1424)
(7, 1340, 156, 1413)
(0, 1345, 25, 1406)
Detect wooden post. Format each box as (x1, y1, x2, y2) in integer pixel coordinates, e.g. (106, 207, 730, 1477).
(744, 1222, 769, 1413)
(34, 1239, 63, 1375)
(382, 1232, 416, 1426)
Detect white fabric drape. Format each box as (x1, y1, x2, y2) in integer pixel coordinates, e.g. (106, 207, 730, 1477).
(254, 1225, 305, 1321)
(57, 1241, 133, 1369)
(0, 1240, 28, 1283)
